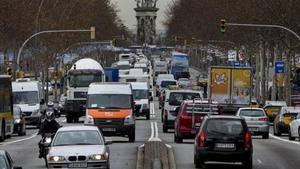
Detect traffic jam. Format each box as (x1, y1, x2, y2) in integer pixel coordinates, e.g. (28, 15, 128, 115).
(1, 48, 300, 169)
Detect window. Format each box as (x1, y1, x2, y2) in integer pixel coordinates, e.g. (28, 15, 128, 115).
(133, 90, 148, 100)
(169, 92, 201, 106)
(53, 130, 103, 146)
(69, 74, 101, 87)
(13, 91, 38, 104)
(88, 94, 132, 109)
(240, 109, 265, 117)
(206, 119, 244, 136)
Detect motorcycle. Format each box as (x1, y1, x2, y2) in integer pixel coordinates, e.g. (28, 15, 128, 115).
(40, 133, 55, 167)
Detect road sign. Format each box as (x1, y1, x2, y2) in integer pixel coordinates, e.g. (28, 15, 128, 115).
(275, 61, 285, 74)
(233, 61, 240, 67)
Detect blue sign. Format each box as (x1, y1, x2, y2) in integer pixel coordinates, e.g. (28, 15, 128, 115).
(275, 61, 285, 74)
(233, 61, 240, 67)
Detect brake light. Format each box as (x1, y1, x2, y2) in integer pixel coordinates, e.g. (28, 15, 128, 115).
(259, 117, 268, 121)
(197, 131, 206, 147)
(244, 131, 251, 150)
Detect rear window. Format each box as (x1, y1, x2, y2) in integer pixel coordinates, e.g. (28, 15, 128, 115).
(169, 92, 201, 106)
(161, 81, 176, 88)
(186, 104, 218, 114)
(239, 109, 265, 117)
(206, 119, 244, 136)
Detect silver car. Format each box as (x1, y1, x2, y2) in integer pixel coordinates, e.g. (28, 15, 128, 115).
(47, 126, 111, 169)
(236, 108, 269, 139)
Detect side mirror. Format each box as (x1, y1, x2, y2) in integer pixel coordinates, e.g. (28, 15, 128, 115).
(105, 140, 113, 145)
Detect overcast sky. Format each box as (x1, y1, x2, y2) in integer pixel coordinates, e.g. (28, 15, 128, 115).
(110, 0, 174, 30)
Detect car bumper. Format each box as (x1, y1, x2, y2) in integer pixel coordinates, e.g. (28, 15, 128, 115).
(195, 148, 252, 162)
(177, 127, 200, 139)
(24, 115, 40, 125)
(247, 124, 269, 135)
(97, 125, 135, 137)
(48, 161, 109, 169)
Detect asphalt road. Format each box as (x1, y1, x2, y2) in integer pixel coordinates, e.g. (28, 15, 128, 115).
(1, 67, 300, 169)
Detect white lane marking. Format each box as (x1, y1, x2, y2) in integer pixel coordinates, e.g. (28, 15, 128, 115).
(148, 122, 154, 141)
(2, 132, 38, 146)
(269, 133, 300, 145)
(150, 102, 155, 118)
(154, 122, 160, 140)
(257, 159, 263, 164)
(165, 144, 172, 148)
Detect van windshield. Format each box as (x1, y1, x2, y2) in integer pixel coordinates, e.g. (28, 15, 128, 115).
(69, 74, 101, 87)
(161, 81, 177, 88)
(118, 65, 131, 70)
(133, 90, 148, 100)
(88, 94, 131, 109)
(169, 92, 201, 106)
(13, 91, 38, 104)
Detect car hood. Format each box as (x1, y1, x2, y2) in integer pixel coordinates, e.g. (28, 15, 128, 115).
(15, 104, 39, 112)
(48, 145, 106, 156)
(135, 99, 148, 105)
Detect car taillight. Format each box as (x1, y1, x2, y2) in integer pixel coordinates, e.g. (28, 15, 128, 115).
(244, 131, 251, 150)
(197, 131, 206, 147)
(259, 117, 268, 121)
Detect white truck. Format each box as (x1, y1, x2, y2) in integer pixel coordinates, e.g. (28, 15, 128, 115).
(65, 58, 105, 123)
(119, 68, 150, 86)
(12, 78, 45, 127)
(130, 82, 153, 120)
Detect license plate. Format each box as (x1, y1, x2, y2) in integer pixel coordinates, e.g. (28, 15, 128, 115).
(68, 162, 87, 168)
(215, 143, 235, 149)
(102, 128, 116, 132)
(195, 123, 201, 127)
(248, 127, 258, 132)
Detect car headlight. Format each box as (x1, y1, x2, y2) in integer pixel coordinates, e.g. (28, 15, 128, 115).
(32, 109, 40, 115)
(90, 153, 108, 161)
(48, 156, 65, 162)
(84, 115, 94, 125)
(124, 114, 134, 125)
(14, 119, 21, 124)
(45, 137, 52, 144)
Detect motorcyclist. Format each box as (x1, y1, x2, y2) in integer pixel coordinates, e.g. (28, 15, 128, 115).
(38, 102, 60, 158)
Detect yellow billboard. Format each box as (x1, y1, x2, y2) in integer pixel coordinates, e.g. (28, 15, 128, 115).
(231, 69, 252, 105)
(210, 68, 231, 104)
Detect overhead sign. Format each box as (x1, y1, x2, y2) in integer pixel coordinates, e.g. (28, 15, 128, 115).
(275, 61, 285, 74)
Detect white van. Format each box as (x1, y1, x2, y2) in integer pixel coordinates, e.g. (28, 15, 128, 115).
(119, 53, 134, 64)
(12, 79, 45, 127)
(85, 83, 136, 142)
(116, 61, 131, 75)
(130, 82, 153, 120)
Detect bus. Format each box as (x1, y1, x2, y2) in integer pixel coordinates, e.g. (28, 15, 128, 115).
(0, 75, 14, 141)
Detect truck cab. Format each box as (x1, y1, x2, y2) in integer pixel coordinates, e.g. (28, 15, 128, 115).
(12, 79, 45, 127)
(65, 58, 105, 123)
(130, 82, 153, 120)
(85, 83, 136, 142)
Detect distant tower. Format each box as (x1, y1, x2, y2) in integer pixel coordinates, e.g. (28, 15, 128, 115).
(135, 0, 159, 45)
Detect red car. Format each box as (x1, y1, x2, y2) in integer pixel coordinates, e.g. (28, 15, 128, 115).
(174, 100, 219, 143)
(291, 95, 300, 107)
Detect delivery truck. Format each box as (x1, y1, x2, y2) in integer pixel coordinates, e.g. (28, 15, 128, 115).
(208, 66, 253, 114)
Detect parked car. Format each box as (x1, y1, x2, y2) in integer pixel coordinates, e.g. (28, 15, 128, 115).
(13, 106, 26, 136)
(47, 126, 111, 169)
(236, 108, 269, 139)
(288, 113, 300, 140)
(174, 100, 219, 143)
(194, 116, 253, 169)
(274, 107, 300, 136)
(162, 89, 202, 132)
(0, 150, 22, 169)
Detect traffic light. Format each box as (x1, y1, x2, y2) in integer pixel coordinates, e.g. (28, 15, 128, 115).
(220, 19, 226, 33)
(90, 26, 96, 40)
(6, 67, 12, 76)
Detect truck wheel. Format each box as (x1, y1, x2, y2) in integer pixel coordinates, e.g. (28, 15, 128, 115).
(74, 116, 79, 123)
(129, 128, 135, 142)
(0, 121, 5, 142)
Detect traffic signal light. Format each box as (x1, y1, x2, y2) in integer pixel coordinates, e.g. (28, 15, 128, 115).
(6, 67, 12, 76)
(90, 26, 96, 40)
(220, 19, 226, 33)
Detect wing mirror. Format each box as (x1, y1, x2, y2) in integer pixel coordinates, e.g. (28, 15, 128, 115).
(105, 140, 113, 145)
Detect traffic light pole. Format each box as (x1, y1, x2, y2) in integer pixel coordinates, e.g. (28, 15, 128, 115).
(225, 23, 300, 41)
(16, 28, 95, 71)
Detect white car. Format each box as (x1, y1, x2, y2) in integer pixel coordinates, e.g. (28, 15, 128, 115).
(47, 126, 111, 169)
(289, 113, 300, 141)
(177, 78, 191, 88)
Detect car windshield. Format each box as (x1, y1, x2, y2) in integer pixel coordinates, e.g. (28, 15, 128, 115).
(206, 119, 244, 136)
(133, 90, 148, 100)
(0, 156, 8, 169)
(118, 65, 131, 70)
(13, 91, 38, 104)
(240, 109, 265, 117)
(53, 130, 103, 146)
(69, 74, 101, 87)
(169, 92, 201, 106)
(161, 81, 177, 88)
(88, 94, 131, 109)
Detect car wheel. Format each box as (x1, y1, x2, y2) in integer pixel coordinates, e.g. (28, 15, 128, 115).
(0, 120, 5, 142)
(242, 158, 253, 169)
(163, 120, 168, 133)
(298, 128, 300, 142)
(66, 114, 73, 123)
(194, 155, 205, 169)
(146, 111, 150, 120)
(262, 133, 269, 139)
(161, 110, 164, 123)
(174, 134, 183, 143)
(289, 131, 295, 141)
(129, 128, 135, 142)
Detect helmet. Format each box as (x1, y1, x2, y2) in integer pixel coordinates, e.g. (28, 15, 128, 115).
(45, 110, 55, 122)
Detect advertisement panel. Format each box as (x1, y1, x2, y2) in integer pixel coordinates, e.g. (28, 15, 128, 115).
(210, 68, 231, 104)
(231, 69, 252, 105)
